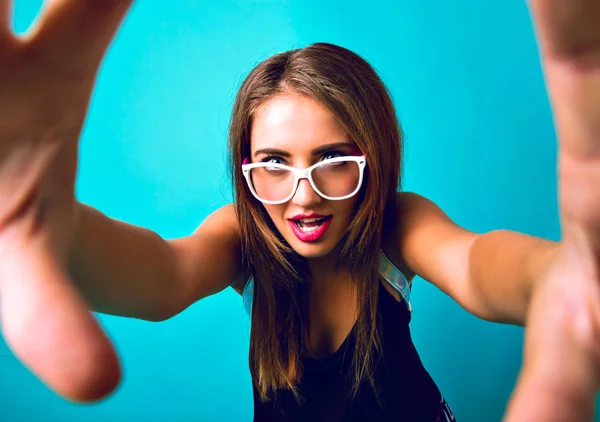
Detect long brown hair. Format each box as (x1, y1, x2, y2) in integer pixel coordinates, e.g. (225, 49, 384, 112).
(228, 42, 402, 403)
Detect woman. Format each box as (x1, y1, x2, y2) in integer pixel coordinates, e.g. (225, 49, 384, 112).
(0, 1, 598, 421)
(233, 43, 458, 420)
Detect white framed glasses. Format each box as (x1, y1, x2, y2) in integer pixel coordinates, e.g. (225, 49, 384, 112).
(242, 156, 367, 205)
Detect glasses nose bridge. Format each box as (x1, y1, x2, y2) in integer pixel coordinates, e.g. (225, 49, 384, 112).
(294, 166, 312, 181)
(290, 166, 319, 202)
(291, 166, 314, 191)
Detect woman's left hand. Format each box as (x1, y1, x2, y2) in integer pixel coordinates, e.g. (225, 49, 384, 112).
(505, 1, 600, 420)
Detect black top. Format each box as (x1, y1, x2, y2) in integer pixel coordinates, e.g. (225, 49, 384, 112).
(252, 283, 455, 421)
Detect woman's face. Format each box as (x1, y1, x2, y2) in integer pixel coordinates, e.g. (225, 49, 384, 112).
(250, 93, 362, 259)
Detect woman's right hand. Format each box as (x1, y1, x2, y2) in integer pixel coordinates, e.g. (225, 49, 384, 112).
(0, 0, 132, 402)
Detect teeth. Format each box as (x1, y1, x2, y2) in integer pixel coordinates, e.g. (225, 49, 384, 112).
(299, 217, 323, 223)
(292, 217, 328, 232)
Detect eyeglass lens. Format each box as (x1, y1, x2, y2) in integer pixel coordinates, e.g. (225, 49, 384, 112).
(249, 160, 360, 202)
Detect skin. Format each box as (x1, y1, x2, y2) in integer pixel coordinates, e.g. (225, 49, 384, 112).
(250, 94, 367, 357)
(250, 94, 361, 266)
(0, 1, 599, 420)
(503, 1, 600, 420)
(0, 0, 133, 402)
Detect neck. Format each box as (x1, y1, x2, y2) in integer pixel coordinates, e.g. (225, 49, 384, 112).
(305, 244, 346, 290)
(305, 247, 357, 317)
(304, 248, 359, 358)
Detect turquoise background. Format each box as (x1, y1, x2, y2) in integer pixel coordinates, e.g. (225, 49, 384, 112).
(1, 0, 593, 421)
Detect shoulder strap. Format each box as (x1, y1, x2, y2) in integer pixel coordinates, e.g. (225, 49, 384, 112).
(241, 251, 412, 316)
(378, 252, 412, 312)
(242, 277, 255, 317)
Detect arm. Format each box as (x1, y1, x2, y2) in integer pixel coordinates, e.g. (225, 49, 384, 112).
(393, 192, 559, 325)
(69, 202, 247, 322)
(467, 228, 559, 325)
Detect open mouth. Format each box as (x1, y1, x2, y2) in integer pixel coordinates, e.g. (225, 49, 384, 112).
(288, 216, 333, 242)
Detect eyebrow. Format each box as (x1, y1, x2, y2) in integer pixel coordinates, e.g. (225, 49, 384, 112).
(253, 141, 355, 158)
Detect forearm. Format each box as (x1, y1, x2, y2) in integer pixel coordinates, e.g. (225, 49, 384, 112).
(468, 230, 560, 325)
(68, 202, 180, 321)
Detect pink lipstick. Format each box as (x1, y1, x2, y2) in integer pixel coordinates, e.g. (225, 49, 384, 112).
(288, 214, 332, 242)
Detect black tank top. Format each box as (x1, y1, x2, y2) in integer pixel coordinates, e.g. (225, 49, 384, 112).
(252, 283, 456, 421)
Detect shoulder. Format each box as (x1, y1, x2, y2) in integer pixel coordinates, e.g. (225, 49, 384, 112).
(218, 204, 252, 296)
(207, 203, 239, 228)
(380, 192, 428, 281)
(172, 203, 251, 298)
(394, 191, 442, 215)
(381, 192, 436, 265)
(387, 191, 463, 239)
(213, 204, 252, 296)
(382, 192, 477, 281)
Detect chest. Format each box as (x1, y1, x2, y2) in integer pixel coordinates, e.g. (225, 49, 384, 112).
(305, 279, 403, 359)
(253, 295, 441, 422)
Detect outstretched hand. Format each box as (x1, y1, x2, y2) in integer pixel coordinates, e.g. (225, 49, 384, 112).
(506, 1, 600, 420)
(0, 0, 132, 402)
(2, 0, 599, 415)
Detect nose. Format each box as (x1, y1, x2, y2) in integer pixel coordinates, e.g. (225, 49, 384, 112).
(291, 178, 322, 207)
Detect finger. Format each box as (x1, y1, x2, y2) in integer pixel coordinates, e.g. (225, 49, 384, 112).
(551, 69, 600, 159)
(0, 244, 121, 402)
(527, 1, 600, 159)
(29, 0, 133, 67)
(528, 0, 600, 63)
(0, 0, 12, 39)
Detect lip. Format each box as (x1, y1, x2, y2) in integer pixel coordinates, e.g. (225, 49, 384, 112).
(290, 213, 328, 221)
(288, 216, 332, 243)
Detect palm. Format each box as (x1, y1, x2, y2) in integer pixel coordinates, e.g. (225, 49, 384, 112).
(506, 1, 600, 420)
(0, 0, 131, 402)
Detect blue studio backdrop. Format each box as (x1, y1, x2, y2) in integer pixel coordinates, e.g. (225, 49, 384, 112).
(1, 1, 594, 421)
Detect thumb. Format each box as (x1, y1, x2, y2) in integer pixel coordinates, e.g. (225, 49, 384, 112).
(0, 243, 121, 402)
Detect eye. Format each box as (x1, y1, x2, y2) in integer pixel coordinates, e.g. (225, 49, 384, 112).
(260, 155, 287, 165)
(322, 150, 348, 161)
